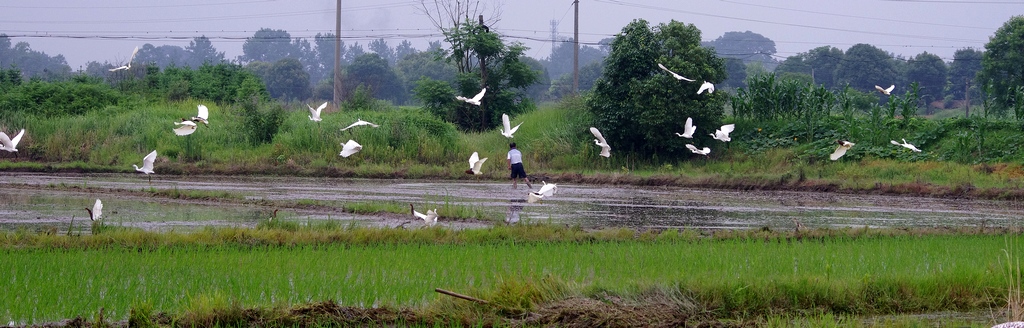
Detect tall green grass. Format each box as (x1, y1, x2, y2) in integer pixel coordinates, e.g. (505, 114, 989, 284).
(2, 230, 1019, 324)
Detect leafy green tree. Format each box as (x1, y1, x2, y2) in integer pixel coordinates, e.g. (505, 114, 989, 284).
(368, 38, 395, 65)
(185, 36, 225, 67)
(588, 19, 727, 157)
(947, 48, 983, 101)
(520, 56, 549, 102)
(345, 53, 405, 104)
(261, 58, 311, 100)
(905, 52, 947, 109)
(835, 43, 896, 93)
(394, 40, 417, 62)
(703, 31, 777, 70)
(548, 61, 602, 99)
(344, 43, 366, 64)
(721, 58, 747, 89)
(311, 33, 345, 83)
(135, 44, 189, 69)
(240, 28, 302, 64)
(421, 18, 539, 131)
(776, 46, 844, 89)
(0, 35, 72, 80)
(396, 51, 457, 98)
(541, 39, 607, 83)
(979, 16, 1024, 111)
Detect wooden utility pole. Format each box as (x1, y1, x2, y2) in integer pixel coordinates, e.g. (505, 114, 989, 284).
(965, 80, 970, 118)
(573, 0, 579, 95)
(333, 0, 342, 108)
(478, 15, 488, 131)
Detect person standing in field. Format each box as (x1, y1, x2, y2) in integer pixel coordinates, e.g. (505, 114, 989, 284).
(507, 142, 532, 189)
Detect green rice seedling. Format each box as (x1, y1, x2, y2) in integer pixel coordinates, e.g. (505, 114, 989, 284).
(2, 231, 1019, 324)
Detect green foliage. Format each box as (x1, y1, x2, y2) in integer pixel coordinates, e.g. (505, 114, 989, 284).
(343, 84, 391, 111)
(905, 52, 948, 106)
(0, 78, 124, 117)
(980, 16, 1024, 112)
(834, 44, 897, 94)
(157, 63, 266, 104)
(588, 19, 727, 158)
(260, 57, 311, 101)
(346, 53, 406, 104)
(412, 77, 459, 122)
(435, 19, 539, 131)
(238, 98, 286, 145)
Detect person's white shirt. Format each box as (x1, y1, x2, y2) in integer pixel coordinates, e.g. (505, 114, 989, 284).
(507, 149, 523, 164)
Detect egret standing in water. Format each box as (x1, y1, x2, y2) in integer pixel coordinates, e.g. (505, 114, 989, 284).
(410, 204, 438, 226)
(85, 199, 103, 221)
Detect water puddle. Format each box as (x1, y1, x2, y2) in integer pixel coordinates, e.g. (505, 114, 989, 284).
(0, 172, 1021, 232)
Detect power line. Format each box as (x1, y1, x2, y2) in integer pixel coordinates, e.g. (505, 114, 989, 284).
(592, 0, 987, 44)
(718, 0, 995, 30)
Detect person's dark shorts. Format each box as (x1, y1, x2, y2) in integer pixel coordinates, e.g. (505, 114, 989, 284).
(510, 163, 526, 179)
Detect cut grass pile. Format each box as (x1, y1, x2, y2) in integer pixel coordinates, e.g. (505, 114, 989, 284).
(2, 224, 1021, 326)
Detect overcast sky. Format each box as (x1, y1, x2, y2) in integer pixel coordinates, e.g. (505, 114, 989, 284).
(1, 0, 1019, 69)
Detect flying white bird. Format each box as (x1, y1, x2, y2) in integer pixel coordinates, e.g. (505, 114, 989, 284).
(589, 127, 611, 158)
(307, 102, 327, 122)
(190, 105, 210, 125)
(675, 117, 696, 138)
(501, 113, 522, 138)
(339, 139, 363, 157)
(410, 204, 439, 226)
(466, 152, 488, 175)
(685, 144, 711, 156)
(657, 63, 695, 82)
(992, 322, 1024, 328)
(830, 140, 855, 160)
(890, 138, 922, 152)
(0, 128, 25, 153)
(134, 150, 157, 174)
(173, 120, 197, 136)
(85, 199, 103, 221)
(527, 181, 558, 203)
(456, 88, 486, 106)
(710, 124, 735, 142)
(108, 46, 139, 71)
(875, 85, 895, 95)
(697, 81, 715, 94)
(340, 119, 380, 131)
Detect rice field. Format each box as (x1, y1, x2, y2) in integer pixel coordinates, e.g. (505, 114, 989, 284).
(2, 227, 1019, 325)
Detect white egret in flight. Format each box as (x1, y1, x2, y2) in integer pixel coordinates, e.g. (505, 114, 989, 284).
(589, 127, 611, 158)
(456, 88, 486, 106)
(339, 139, 363, 157)
(466, 152, 487, 175)
(501, 113, 522, 138)
(710, 124, 735, 142)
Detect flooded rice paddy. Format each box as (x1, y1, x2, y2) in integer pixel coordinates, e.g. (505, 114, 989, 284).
(0, 172, 1022, 232)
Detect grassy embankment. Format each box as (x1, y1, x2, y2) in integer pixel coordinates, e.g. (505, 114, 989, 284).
(3, 97, 1024, 200)
(2, 224, 1023, 326)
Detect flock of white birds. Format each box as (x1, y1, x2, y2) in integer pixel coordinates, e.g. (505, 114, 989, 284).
(0, 52, 929, 226)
